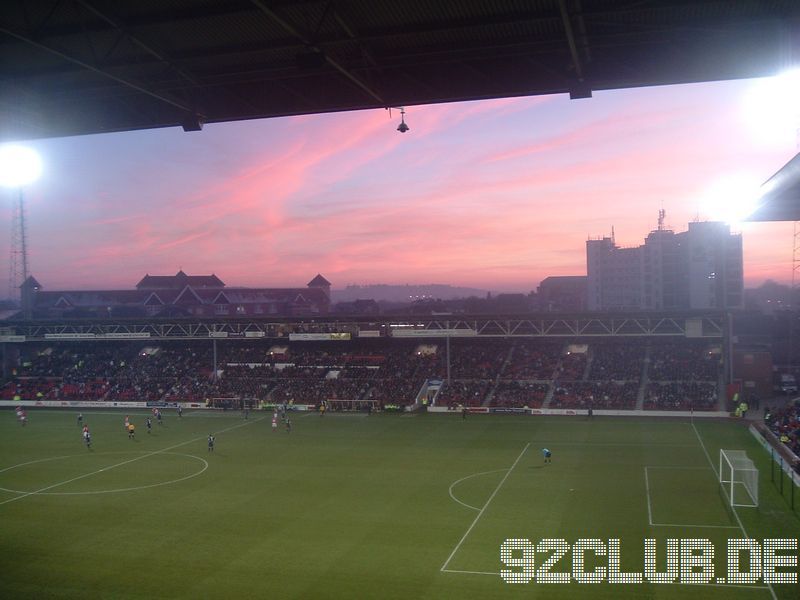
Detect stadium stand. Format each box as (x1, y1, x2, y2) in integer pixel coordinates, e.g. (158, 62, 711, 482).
(437, 380, 491, 408)
(643, 382, 718, 411)
(501, 340, 561, 380)
(589, 341, 646, 381)
(644, 342, 721, 410)
(551, 381, 639, 410)
(766, 402, 800, 456)
(492, 381, 549, 408)
(0, 337, 722, 411)
(648, 343, 719, 381)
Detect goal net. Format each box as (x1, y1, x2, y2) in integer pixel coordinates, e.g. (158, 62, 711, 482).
(719, 449, 759, 507)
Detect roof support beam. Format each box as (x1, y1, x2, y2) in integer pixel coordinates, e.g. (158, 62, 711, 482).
(0, 24, 194, 113)
(75, 0, 202, 90)
(72, 0, 256, 123)
(249, 0, 385, 105)
(558, 0, 592, 98)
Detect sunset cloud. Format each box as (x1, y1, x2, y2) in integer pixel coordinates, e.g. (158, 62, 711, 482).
(1, 78, 795, 296)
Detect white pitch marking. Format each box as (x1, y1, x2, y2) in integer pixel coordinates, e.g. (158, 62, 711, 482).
(644, 467, 654, 526)
(650, 522, 740, 529)
(441, 569, 770, 590)
(528, 441, 697, 447)
(448, 469, 509, 511)
(440, 443, 529, 572)
(0, 452, 208, 496)
(644, 466, 740, 529)
(0, 416, 264, 506)
(691, 420, 778, 600)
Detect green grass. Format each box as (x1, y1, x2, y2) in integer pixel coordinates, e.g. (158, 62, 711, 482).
(0, 410, 798, 599)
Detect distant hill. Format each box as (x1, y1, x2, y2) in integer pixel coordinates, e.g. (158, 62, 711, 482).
(332, 284, 491, 303)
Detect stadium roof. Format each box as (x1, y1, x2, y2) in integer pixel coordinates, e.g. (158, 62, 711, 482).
(2, 0, 799, 141)
(749, 153, 800, 222)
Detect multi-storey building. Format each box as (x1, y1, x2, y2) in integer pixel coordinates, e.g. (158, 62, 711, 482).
(587, 220, 743, 311)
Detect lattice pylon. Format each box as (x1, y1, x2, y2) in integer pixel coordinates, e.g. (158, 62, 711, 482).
(7, 189, 28, 303)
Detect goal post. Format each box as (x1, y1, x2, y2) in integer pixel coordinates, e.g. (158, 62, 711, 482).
(719, 449, 759, 507)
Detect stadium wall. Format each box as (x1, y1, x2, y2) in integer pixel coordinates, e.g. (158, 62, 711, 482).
(427, 406, 730, 417)
(749, 423, 800, 478)
(0, 400, 321, 411)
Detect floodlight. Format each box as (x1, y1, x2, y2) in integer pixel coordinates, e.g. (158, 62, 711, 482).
(0, 145, 42, 188)
(699, 174, 763, 225)
(742, 68, 800, 146)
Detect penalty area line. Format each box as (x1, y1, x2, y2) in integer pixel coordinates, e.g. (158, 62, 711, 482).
(644, 466, 738, 529)
(440, 443, 529, 572)
(0, 416, 265, 506)
(691, 420, 778, 600)
(441, 570, 770, 590)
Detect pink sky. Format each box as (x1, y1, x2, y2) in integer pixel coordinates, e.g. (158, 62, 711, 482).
(1, 76, 797, 297)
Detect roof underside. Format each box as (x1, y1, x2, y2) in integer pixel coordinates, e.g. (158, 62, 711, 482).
(2, 0, 798, 141)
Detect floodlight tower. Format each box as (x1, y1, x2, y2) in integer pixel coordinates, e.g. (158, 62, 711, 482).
(0, 145, 42, 303)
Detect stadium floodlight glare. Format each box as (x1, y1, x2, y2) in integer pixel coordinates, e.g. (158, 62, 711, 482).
(699, 173, 763, 226)
(0, 145, 42, 188)
(742, 68, 800, 146)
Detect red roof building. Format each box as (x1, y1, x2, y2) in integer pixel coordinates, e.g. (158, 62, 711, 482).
(22, 272, 331, 319)
(136, 270, 225, 290)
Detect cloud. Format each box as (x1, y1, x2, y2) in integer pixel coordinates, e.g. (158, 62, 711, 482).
(2, 79, 796, 297)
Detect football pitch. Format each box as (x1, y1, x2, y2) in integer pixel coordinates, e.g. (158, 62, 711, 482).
(0, 410, 798, 599)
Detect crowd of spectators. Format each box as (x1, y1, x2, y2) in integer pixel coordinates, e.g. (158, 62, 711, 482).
(491, 382, 549, 408)
(448, 341, 508, 379)
(589, 343, 645, 381)
(501, 341, 561, 380)
(643, 382, 718, 411)
(766, 402, 800, 457)
(0, 338, 729, 411)
(270, 378, 371, 404)
(437, 380, 491, 408)
(550, 382, 638, 409)
(1, 379, 56, 400)
(367, 378, 426, 406)
(555, 351, 587, 381)
(649, 344, 719, 381)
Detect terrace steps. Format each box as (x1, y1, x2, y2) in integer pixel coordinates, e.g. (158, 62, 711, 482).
(635, 346, 651, 410)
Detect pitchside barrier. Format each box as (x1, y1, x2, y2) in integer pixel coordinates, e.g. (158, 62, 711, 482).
(749, 424, 800, 514)
(0, 399, 318, 411)
(1, 399, 731, 418)
(768, 447, 800, 513)
(427, 406, 730, 418)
